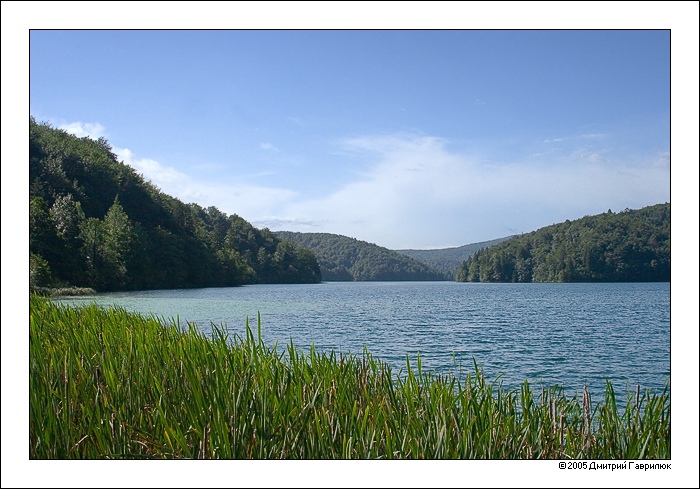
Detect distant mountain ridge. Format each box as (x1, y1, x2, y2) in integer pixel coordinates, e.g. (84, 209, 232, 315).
(273, 232, 448, 281)
(395, 237, 513, 279)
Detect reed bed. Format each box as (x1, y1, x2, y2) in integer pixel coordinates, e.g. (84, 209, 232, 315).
(30, 286, 97, 297)
(29, 295, 670, 459)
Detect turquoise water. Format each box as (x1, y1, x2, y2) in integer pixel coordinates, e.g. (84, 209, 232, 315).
(56, 281, 670, 402)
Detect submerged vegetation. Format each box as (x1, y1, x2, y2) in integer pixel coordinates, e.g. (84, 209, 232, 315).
(30, 296, 670, 459)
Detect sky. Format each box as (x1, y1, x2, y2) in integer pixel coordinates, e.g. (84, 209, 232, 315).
(3, 3, 700, 487)
(26, 28, 673, 249)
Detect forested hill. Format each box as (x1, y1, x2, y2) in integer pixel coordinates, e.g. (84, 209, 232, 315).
(396, 236, 513, 279)
(456, 203, 670, 283)
(273, 232, 448, 281)
(29, 117, 321, 291)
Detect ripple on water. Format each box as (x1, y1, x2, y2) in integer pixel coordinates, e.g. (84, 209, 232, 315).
(54, 282, 670, 403)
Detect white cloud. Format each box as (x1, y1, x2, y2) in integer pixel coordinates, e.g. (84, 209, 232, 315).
(114, 146, 297, 219)
(260, 142, 280, 152)
(531, 147, 559, 158)
(259, 133, 670, 249)
(59, 121, 106, 139)
(252, 217, 321, 230)
(116, 147, 189, 187)
(55, 121, 670, 249)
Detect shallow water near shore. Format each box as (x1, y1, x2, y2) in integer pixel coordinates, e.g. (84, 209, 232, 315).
(56, 281, 670, 403)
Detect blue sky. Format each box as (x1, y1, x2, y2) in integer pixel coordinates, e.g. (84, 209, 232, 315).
(28, 28, 672, 249)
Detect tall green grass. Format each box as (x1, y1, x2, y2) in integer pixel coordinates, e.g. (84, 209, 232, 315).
(29, 295, 670, 459)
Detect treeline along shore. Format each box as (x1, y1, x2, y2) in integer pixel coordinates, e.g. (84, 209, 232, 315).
(30, 117, 669, 293)
(456, 204, 670, 283)
(30, 117, 322, 292)
(30, 296, 670, 459)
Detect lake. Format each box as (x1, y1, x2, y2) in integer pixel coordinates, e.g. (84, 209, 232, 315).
(56, 281, 670, 403)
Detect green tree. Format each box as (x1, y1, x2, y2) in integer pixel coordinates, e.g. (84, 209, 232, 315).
(78, 198, 135, 289)
(102, 198, 135, 289)
(29, 117, 322, 290)
(50, 194, 83, 242)
(30, 252, 53, 290)
(456, 204, 670, 283)
(49, 194, 86, 280)
(30, 197, 57, 260)
(79, 217, 106, 288)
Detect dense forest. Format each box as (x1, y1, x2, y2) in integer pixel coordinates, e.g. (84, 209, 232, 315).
(29, 117, 671, 290)
(274, 232, 447, 281)
(396, 236, 513, 279)
(456, 204, 670, 283)
(29, 117, 321, 291)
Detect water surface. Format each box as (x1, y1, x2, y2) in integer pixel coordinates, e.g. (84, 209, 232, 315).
(57, 282, 670, 402)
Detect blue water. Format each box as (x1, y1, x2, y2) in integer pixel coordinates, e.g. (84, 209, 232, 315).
(56, 281, 670, 403)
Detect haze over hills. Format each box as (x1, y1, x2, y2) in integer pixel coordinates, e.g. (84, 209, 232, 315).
(273, 232, 449, 281)
(395, 237, 514, 280)
(277, 201, 671, 284)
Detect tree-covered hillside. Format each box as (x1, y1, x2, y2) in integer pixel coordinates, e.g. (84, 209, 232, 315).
(456, 204, 670, 283)
(396, 236, 513, 279)
(274, 232, 447, 281)
(29, 117, 321, 291)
